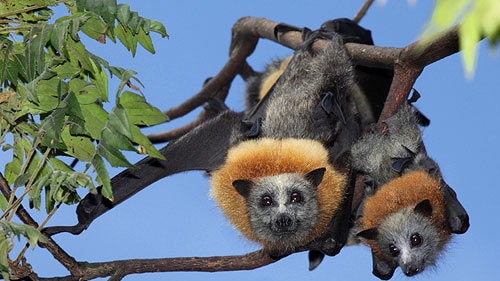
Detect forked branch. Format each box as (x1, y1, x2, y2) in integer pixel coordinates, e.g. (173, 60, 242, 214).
(150, 18, 461, 142)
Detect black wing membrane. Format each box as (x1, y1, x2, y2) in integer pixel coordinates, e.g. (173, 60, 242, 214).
(43, 110, 248, 236)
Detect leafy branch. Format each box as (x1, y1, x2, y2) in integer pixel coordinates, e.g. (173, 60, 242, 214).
(0, 0, 168, 279)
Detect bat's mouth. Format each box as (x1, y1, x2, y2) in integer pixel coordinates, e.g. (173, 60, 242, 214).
(270, 216, 305, 239)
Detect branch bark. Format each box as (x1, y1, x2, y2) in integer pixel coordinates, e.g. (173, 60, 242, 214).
(36, 250, 279, 281)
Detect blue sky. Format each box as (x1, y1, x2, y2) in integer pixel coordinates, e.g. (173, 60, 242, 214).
(21, 1, 499, 280)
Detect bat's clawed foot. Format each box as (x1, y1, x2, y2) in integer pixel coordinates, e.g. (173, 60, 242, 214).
(306, 237, 345, 270)
(371, 252, 397, 280)
(203, 97, 230, 115)
(308, 250, 325, 271)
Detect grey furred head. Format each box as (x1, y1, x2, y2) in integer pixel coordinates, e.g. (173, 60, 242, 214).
(358, 200, 444, 277)
(233, 168, 325, 250)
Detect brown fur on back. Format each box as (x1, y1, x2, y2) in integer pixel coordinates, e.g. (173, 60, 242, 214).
(258, 56, 292, 100)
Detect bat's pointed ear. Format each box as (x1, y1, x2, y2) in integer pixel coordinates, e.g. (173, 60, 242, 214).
(357, 227, 379, 240)
(305, 167, 326, 188)
(414, 199, 433, 218)
(233, 179, 254, 198)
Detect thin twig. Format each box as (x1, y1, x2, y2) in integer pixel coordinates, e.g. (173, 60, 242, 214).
(14, 193, 71, 265)
(0, 173, 83, 277)
(147, 107, 218, 143)
(0, 5, 45, 19)
(353, 0, 375, 23)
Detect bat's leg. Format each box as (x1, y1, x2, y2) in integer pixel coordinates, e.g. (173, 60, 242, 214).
(442, 182, 470, 234)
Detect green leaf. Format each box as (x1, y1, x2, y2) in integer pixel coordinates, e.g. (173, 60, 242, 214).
(97, 106, 135, 167)
(13, 173, 31, 189)
(97, 132, 133, 167)
(477, 0, 500, 44)
(119, 91, 168, 126)
(129, 124, 164, 159)
(50, 19, 70, 53)
(80, 103, 107, 139)
(127, 11, 140, 34)
(116, 4, 131, 25)
(29, 77, 64, 114)
(48, 156, 73, 173)
(4, 138, 25, 185)
(89, 58, 108, 102)
(150, 20, 168, 38)
(40, 108, 66, 149)
(56, 14, 87, 42)
(30, 172, 50, 210)
(69, 78, 101, 104)
(137, 28, 155, 54)
(53, 63, 81, 79)
(61, 127, 95, 161)
(68, 172, 96, 193)
(115, 23, 137, 56)
(91, 154, 112, 199)
(34, 78, 61, 110)
(459, 12, 481, 78)
(66, 38, 93, 73)
(430, 0, 469, 28)
(26, 25, 53, 81)
(80, 14, 107, 41)
(79, 0, 117, 28)
(63, 92, 87, 136)
(108, 105, 132, 139)
(0, 221, 47, 248)
(0, 195, 7, 211)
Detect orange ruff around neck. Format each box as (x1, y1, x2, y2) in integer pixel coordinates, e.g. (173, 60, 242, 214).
(210, 138, 347, 248)
(360, 170, 450, 252)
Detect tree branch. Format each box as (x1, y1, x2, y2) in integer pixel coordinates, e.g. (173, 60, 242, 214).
(376, 26, 460, 129)
(0, 173, 83, 278)
(353, 0, 375, 23)
(37, 250, 280, 281)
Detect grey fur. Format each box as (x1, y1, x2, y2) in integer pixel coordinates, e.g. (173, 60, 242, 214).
(261, 35, 355, 143)
(351, 104, 469, 279)
(239, 172, 322, 251)
(351, 104, 433, 187)
(244, 58, 284, 110)
(376, 204, 443, 276)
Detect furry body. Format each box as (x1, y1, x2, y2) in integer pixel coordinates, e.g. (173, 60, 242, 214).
(351, 104, 468, 279)
(351, 104, 432, 187)
(259, 36, 354, 143)
(244, 56, 292, 109)
(211, 35, 358, 254)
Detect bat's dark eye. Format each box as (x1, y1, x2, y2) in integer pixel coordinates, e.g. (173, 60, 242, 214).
(410, 233, 422, 247)
(389, 244, 400, 257)
(290, 192, 302, 203)
(261, 196, 274, 207)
